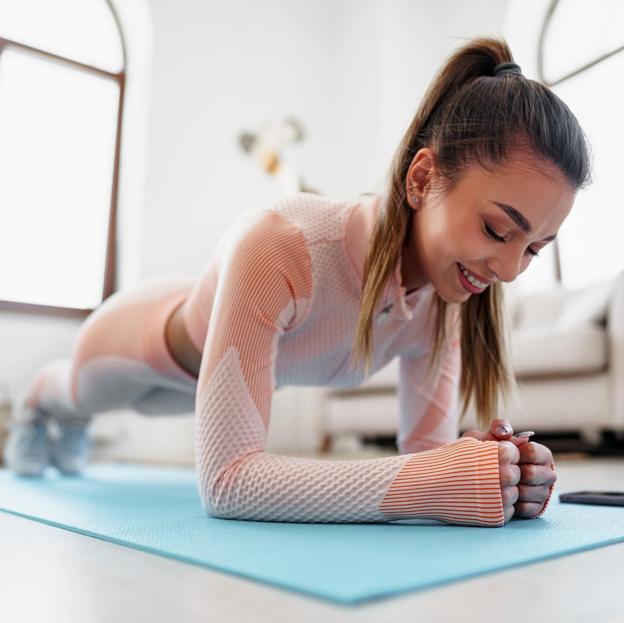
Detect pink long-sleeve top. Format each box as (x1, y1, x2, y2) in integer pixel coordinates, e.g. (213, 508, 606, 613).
(182, 191, 552, 525)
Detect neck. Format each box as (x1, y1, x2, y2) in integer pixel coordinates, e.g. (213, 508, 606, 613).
(401, 242, 427, 293)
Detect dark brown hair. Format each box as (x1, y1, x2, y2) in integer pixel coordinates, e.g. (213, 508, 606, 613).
(349, 35, 592, 430)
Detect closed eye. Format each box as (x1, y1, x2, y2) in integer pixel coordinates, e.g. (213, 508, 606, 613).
(484, 222, 540, 257)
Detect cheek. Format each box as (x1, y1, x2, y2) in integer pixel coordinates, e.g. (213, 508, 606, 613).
(418, 210, 472, 265)
(448, 227, 480, 259)
(413, 215, 434, 251)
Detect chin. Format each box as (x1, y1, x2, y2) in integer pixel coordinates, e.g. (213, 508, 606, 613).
(431, 267, 472, 304)
(432, 280, 468, 304)
(440, 290, 470, 304)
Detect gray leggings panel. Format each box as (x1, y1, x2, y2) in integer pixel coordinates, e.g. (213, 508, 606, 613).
(132, 387, 196, 415)
(22, 356, 197, 423)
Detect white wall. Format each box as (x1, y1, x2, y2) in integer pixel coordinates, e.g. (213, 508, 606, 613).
(136, 0, 509, 283)
(137, 0, 384, 281)
(0, 0, 510, 464)
(377, 0, 509, 164)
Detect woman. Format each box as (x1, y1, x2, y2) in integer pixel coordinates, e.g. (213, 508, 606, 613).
(5, 36, 591, 527)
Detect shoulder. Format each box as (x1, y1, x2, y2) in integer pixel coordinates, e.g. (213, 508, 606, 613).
(266, 192, 356, 245)
(218, 202, 313, 309)
(219, 202, 308, 265)
(220, 191, 356, 258)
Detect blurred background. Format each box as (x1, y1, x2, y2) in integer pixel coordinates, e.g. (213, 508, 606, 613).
(0, 0, 623, 465)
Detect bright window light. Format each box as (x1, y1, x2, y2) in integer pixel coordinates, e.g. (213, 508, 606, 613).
(0, 46, 119, 309)
(543, 0, 624, 84)
(553, 50, 624, 290)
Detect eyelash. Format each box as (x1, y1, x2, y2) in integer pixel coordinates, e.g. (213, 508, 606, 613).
(484, 223, 540, 257)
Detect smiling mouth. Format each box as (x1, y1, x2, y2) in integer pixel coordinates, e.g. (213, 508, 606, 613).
(457, 263, 489, 293)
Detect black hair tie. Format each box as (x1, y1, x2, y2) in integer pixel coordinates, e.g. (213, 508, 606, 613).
(493, 62, 522, 77)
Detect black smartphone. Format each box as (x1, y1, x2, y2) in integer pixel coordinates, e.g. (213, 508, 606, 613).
(559, 491, 624, 507)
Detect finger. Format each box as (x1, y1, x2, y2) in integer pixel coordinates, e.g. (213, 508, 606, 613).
(520, 463, 558, 486)
(498, 440, 520, 464)
(517, 483, 550, 503)
(501, 484, 519, 506)
(518, 441, 554, 466)
(460, 429, 487, 441)
(490, 418, 513, 439)
(514, 501, 544, 518)
(504, 503, 515, 524)
(508, 436, 530, 448)
(500, 463, 521, 487)
(512, 431, 534, 446)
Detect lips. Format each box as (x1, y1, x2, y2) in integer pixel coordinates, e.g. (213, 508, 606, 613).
(458, 263, 493, 285)
(457, 263, 489, 294)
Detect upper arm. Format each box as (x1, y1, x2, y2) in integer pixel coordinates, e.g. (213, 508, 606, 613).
(195, 208, 312, 429)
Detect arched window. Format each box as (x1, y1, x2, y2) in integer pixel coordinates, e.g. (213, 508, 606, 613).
(540, 0, 624, 290)
(504, 0, 624, 291)
(0, 0, 125, 318)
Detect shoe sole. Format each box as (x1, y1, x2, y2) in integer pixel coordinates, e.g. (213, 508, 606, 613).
(7, 460, 47, 476)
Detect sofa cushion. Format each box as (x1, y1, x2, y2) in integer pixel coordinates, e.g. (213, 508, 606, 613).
(511, 322, 607, 378)
(555, 279, 613, 330)
(360, 357, 400, 389)
(513, 285, 568, 329)
(513, 279, 613, 332)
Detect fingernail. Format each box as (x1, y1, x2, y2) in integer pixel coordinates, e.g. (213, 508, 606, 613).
(495, 425, 512, 436)
(514, 431, 535, 438)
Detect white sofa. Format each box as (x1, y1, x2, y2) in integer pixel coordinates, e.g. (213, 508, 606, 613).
(318, 270, 624, 451)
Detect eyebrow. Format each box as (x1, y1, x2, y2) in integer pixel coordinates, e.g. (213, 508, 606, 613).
(490, 201, 557, 242)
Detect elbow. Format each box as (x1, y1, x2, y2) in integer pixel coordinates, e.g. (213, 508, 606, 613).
(198, 483, 232, 519)
(202, 499, 228, 520)
(196, 461, 248, 520)
(196, 465, 230, 518)
(196, 450, 264, 519)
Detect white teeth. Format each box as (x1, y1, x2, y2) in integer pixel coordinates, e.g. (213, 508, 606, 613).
(459, 264, 487, 289)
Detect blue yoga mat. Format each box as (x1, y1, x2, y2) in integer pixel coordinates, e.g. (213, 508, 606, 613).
(0, 463, 623, 605)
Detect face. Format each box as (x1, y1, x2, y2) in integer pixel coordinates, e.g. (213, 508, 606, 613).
(402, 148, 576, 303)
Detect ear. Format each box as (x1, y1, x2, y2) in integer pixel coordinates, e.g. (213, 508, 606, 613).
(405, 147, 436, 209)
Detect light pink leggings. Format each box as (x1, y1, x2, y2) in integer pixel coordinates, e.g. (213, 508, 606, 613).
(19, 276, 201, 425)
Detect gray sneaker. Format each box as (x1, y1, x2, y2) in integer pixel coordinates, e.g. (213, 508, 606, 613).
(49, 420, 91, 475)
(4, 414, 52, 476)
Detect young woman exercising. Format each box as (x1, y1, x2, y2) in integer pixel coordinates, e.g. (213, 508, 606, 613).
(5, 36, 591, 527)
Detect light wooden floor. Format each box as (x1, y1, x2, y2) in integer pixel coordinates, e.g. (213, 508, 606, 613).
(1, 452, 623, 623)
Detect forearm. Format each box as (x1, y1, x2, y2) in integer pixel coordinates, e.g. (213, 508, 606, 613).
(197, 437, 504, 526)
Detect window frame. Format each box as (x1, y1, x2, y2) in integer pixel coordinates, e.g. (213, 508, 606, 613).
(0, 5, 125, 320)
(538, 0, 624, 87)
(537, 0, 624, 284)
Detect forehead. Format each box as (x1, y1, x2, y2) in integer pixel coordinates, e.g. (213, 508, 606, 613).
(460, 157, 575, 230)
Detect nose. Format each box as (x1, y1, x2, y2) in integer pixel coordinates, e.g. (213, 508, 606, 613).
(487, 246, 525, 283)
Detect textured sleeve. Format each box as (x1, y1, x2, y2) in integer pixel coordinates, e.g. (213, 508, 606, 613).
(397, 308, 462, 454)
(194, 209, 505, 526)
